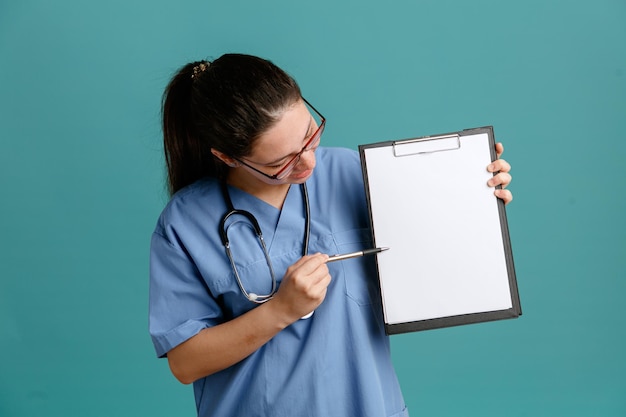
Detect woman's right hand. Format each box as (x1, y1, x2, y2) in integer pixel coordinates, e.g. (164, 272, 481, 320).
(270, 253, 331, 323)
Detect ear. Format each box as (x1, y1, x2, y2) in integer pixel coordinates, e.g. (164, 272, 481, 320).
(211, 148, 240, 167)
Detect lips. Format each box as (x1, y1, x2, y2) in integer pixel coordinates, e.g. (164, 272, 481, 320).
(291, 169, 313, 180)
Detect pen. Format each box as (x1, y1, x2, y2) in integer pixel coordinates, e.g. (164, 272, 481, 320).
(326, 247, 389, 263)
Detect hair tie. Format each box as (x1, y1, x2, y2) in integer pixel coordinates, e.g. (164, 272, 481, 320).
(191, 61, 210, 79)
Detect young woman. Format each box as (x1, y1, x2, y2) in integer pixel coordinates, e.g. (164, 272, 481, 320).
(149, 53, 513, 417)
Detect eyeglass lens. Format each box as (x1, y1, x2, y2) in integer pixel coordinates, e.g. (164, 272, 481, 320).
(274, 103, 325, 180)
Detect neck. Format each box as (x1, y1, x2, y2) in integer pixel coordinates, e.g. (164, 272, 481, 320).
(226, 169, 291, 209)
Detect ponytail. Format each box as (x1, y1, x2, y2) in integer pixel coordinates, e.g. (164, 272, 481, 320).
(161, 61, 222, 196)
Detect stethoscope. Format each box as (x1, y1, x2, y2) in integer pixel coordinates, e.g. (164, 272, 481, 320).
(219, 180, 310, 304)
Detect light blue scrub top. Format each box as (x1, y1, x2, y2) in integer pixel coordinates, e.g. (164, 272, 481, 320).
(150, 147, 408, 417)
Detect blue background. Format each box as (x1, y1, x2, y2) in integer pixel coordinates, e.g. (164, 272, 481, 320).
(1, 0, 624, 415)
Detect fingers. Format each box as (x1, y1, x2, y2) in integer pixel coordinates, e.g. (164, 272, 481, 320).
(495, 142, 504, 158)
(487, 154, 513, 204)
(287, 253, 330, 284)
(487, 172, 512, 188)
(275, 253, 332, 320)
(487, 158, 511, 174)
(292, 254, 331, 291)
(487, 158, 512, 189)
(294, 252, 329, 270)
(494, 188, 513, 204)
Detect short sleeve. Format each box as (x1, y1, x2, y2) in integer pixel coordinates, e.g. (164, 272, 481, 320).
(149, 230, 224, 358)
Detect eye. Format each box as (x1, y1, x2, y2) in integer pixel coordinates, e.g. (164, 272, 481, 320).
(305, 122, 316, 139)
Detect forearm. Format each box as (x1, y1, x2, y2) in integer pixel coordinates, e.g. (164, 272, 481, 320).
(166, 299, 295, 384)
(167, 253, 331, 384)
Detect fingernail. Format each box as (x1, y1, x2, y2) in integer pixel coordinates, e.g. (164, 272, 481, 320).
(487, 164, 494, 172)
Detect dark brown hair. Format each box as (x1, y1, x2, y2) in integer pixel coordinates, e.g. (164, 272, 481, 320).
(161, 53, 302, 195)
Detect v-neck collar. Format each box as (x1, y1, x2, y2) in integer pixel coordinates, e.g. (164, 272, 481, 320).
(225, 184, 307, 254)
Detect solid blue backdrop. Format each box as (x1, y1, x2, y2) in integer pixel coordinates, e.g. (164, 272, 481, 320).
(1, 0, 624, 415)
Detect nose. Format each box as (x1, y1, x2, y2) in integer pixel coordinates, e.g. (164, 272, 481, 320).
(296, 148, 316, 169)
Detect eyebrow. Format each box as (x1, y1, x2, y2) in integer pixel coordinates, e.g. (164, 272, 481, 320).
(261, 117, 314, 165)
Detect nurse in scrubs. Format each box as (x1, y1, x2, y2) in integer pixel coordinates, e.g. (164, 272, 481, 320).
(149, 53, 513, 417)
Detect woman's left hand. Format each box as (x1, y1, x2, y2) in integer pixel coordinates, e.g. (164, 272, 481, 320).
(487, 142, 513, 204)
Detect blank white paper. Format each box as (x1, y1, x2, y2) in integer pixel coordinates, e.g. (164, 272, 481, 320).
(364, 133, 513, 325)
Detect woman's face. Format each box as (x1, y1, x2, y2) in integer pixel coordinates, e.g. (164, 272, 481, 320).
(238, 99, 320, 186)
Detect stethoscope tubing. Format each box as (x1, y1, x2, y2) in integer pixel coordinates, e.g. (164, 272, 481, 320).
(219, 180, 310, 304)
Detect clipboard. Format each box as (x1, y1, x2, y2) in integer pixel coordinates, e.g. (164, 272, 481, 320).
(359, 126, 521, 335)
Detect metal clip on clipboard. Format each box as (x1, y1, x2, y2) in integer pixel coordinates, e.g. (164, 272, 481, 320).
(392, 134, 461, 157)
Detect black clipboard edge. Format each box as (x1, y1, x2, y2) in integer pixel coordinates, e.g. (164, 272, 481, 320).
(358, 126, 521, 336)
(385, 307, 521, 335)
(474, 126, 523, 320)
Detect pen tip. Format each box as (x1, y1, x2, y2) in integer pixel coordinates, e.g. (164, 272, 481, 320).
(381, 247, 389, 251)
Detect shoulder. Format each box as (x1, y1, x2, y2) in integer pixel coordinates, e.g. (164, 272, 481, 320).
(314, 146, 361, 181)
(309, 147, 368, 216)
(153, 177, 224, 239)
(316, 146, 359, 164)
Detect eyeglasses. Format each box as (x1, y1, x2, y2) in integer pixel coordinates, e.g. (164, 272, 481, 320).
(234, 98, 326, 180)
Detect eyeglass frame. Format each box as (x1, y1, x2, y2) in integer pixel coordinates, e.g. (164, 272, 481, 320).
(232, 98, 326, 180)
